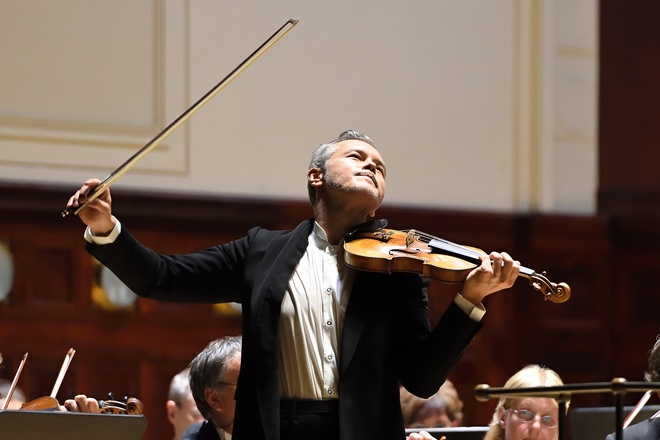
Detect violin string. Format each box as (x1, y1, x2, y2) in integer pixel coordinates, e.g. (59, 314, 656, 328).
(406, 229, 536, 278)
(407, 229, 484, 259)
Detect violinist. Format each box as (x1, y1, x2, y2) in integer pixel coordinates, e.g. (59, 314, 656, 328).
(483, 364, 566, 440)
(67, 129, 520, 440)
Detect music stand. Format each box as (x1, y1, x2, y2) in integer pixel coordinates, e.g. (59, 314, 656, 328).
(405, 426, 489, 440)
(474, 379, 660, 440)
(0, 410, 147, 439)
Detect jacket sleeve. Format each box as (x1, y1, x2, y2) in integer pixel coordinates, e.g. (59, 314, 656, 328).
(86, 225, 255, 304)
(395, 277, 482, 397)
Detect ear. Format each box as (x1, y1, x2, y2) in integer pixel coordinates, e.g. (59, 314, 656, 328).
(498, 408, 507, 427)
(204, 388, 223, 414)
(308, 167, 323, 188)
(165, 400, 177, 423)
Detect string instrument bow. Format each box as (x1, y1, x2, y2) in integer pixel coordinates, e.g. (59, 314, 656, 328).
(61, 18, 299, 217)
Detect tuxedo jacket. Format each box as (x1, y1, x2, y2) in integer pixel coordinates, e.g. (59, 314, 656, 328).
(182, 421, 224, 440)
(88, 219, 482, 440)
(606, 417, 660, 440)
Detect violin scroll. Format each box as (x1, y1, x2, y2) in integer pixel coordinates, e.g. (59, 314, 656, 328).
(99, 393, 144, 415)
(528, 272, 571, 303)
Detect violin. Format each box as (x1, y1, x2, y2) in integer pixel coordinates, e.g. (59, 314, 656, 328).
(19, 394, 144, 415)
(343, 220, 571, 303)
(3, 348, 143, 415)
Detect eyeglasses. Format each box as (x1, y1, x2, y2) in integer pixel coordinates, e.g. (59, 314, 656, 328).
(509, 408, 558, 428)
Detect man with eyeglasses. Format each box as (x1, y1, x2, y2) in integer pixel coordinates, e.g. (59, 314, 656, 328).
(183, 336, 242, 440)
(483, 364, 566, 440)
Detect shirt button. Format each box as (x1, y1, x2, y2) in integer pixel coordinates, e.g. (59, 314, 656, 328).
(327, 389, 333, 395)
(327, 354, 333, 361)
(326, 287, 332, 294)
(327, 320, 333, 326)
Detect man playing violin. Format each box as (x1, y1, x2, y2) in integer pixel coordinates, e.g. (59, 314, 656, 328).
(67, 130, 520, 440)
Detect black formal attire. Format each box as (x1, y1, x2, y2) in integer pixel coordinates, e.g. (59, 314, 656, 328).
(182, 421, 225, 440)
(87, 219, 482, 440)
(605, 417, 660, 440)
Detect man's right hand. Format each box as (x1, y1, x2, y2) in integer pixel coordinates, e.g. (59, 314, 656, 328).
(66, 178, 115, 236)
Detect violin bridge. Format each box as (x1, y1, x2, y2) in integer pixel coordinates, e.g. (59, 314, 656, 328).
(405, 230, 416, 248)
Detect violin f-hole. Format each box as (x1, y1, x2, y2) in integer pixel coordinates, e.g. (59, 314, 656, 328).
(389, 247, 422, 256)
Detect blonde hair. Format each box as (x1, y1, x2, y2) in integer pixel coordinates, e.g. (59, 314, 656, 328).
(400, 380, 464, 428)
(483, 365, 567, 440)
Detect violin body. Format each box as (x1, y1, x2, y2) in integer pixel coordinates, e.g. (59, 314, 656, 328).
(344, 228, 480, 283)
(19, 396, 60, 412)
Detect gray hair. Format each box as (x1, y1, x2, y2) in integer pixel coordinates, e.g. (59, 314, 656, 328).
(188, 336, 242, 419)
(307, 130, 377, 205)
(168, 368, 192, 403)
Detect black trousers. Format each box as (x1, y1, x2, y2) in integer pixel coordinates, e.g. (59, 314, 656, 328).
(280, 399, 340, 440)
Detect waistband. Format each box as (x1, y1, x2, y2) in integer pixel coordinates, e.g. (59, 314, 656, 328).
(280, 399, 339, 414)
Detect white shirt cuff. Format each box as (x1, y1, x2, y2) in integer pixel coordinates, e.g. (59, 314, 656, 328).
(84, 216, 121, 245)
(454, 292, 486, 322)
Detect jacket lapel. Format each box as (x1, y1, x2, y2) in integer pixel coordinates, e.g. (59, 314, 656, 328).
(249, 220, 313, 337)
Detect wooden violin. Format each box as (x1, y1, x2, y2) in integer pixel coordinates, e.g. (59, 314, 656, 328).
(3, 348, 143, 415)
(18, 394, 144, 415)
(343, 221, 571, 303)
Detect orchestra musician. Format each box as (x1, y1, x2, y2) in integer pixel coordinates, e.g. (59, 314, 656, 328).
(483, 364, 567, 440)
(67, 129, 520, 440)
(605, 337, 660, 440)
(168, 368, 205, 440)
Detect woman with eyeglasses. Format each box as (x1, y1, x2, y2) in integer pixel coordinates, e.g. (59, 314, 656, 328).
(483, 365, 568, 440)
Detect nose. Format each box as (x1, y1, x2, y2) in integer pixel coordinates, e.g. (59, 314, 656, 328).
(527, 416, 544, 434)
(363, 158, 377, 172)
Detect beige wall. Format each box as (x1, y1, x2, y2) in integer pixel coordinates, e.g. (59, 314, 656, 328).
(0, 0, 597, 214)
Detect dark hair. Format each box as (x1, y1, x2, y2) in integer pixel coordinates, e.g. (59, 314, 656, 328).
(188, 336, 242, 419)
(645, 337, 660, 382)
(307, 130, 376, 204)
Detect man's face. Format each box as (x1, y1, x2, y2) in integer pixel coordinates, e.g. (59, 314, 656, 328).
(322, 139, 387, 209)
(213, 357, 240, 430)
